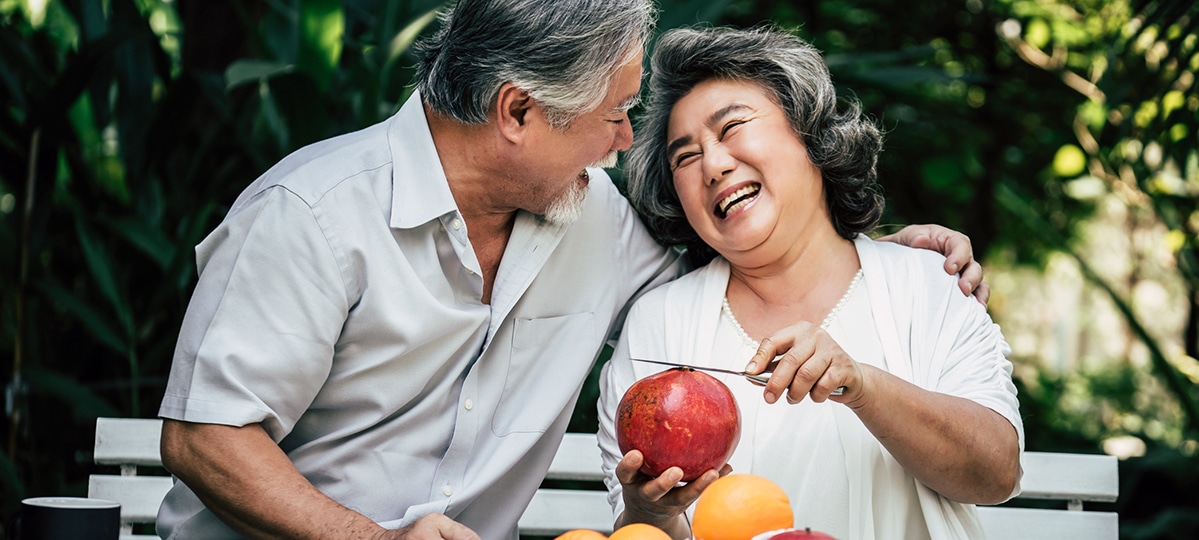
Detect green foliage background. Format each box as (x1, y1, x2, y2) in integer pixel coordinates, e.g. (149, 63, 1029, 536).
(1, 0, 1197, 537)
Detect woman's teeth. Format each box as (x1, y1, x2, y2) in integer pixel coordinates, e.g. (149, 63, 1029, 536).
(716, 184, 761, 217)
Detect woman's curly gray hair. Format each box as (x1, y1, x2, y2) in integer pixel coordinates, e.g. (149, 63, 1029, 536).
(625, 25, 884, 266)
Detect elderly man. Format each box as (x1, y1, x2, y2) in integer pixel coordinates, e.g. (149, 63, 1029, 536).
(156, 1, 985, 538)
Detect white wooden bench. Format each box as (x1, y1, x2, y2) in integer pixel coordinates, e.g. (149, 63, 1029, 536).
(90, 418, 1119, 539)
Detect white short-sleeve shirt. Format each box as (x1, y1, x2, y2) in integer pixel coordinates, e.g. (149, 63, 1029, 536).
(157, 91, 682, 539)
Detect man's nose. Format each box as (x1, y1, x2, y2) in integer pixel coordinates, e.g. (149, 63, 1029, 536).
(612, 116, 634, 152)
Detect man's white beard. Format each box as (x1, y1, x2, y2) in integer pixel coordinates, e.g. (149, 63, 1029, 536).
(540, 151, 618, 225)
(542, 181, 588, 225)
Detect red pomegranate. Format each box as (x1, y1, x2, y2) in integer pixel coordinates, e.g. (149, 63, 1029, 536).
(751, 528, 838, 540)
(615, 367, 741, 482)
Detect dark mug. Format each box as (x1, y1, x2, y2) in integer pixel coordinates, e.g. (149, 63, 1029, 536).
(9, 497, 120, 540)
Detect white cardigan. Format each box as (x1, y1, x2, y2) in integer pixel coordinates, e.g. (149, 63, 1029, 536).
(598, 235, 1024, 539)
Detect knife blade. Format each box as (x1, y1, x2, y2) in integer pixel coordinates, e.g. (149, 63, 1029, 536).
(631, 357, 845, 395)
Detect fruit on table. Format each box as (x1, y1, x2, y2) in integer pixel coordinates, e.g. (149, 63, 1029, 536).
(554, 530, 609, 539)
(608, 523, 672, 539)
(615, 367, 741, 481)
(750, 528, 838, 540)
(691, 474, 794, 540)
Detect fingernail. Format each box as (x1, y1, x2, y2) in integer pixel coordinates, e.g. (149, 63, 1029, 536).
(764, 391, 776, 403)
(668, 468, 682, 482)
(745, 361, 757, 372)
(949, 262, 959, 273)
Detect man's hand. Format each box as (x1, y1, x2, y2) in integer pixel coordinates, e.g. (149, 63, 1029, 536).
(876, 224, 989, 306)
(380, 514, 480, 540)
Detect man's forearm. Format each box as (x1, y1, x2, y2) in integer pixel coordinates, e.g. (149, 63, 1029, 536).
(160, 420, 389, 539)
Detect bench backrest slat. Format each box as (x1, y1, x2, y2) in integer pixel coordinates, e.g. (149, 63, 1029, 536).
(95, 418, 164, 468)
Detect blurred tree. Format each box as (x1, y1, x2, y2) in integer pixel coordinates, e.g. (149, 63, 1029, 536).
(0, 0, 442, 517)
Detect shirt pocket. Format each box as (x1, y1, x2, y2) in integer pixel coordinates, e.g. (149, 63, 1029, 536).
(492, 312, 598, 435)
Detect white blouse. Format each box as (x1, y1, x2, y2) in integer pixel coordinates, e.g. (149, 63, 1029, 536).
(598, 236, 1023, 540)
(715, 278, 929, 539)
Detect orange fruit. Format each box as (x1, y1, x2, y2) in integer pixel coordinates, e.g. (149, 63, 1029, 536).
(691, 474, 794, 540)
(554, 530, 609, 540)
(608, 523, 672, 540)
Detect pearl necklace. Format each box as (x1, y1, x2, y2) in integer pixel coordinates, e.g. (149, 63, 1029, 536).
(722, 269, 864, 346)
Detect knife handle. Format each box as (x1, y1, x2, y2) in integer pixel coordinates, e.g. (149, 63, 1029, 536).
(743, 374, 847, 396)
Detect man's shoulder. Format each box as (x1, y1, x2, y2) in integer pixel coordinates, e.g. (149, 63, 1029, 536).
(632, 257, 717, 308)
(238, 121, 395, 210)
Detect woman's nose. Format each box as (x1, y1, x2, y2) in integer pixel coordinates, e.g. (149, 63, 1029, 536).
(702, 144, 735, 185)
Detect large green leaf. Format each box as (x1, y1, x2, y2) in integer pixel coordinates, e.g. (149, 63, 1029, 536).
(377, 5, 440, 110)
(297, 0, 344, 92)
(225, 59, 294, 90)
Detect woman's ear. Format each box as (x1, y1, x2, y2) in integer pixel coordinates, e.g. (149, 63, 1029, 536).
(496, 83, 533, 143)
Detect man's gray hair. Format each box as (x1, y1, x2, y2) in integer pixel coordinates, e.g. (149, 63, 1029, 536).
(414, 0, 656, 129)
(625, 25, 884, 267)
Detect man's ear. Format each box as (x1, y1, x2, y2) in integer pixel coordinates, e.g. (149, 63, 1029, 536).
(496, 83, 534, 143)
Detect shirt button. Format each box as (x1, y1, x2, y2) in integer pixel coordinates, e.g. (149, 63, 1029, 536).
(464, 399, 473, 410)
(465, 267, 475, 275)
(451, 218, 462, 230)
(442, 485, 453, 496)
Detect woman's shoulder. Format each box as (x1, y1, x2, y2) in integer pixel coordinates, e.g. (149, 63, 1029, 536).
(861, 236, 955, 282)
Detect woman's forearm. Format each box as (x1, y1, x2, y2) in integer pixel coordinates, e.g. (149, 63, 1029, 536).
(845, 366, 1020, 504)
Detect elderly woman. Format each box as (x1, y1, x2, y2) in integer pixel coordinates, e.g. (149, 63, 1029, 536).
(596, 26, 1023, 539)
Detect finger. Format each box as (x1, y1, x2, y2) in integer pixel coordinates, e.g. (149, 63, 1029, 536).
(784, 346, 832, 404)
(765, 338, 817, 404)
(808, 356, 853, 403)
(616, 450, 645, 485)
(440, 521, 482, 540)
(973, 280, 991, 307)
(639, 467, 684, 502)
(877, 224, 932, 250)
(668, 469, 720, 503)
(932, 228, 974, 277)
(956, 259, 985, 296)
(409, 514, 481, 540)
(746, 335, 790, 374)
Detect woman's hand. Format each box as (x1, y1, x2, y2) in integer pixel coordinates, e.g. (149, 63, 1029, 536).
(613, 450, 729, 537)
(876, 224, 989, 306)
(744, 322, 865, 405)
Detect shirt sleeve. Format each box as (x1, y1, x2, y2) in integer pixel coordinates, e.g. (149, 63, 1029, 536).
(159, 186, 351, 442)
(597, 304, 646, 518)
(912, 266, 1025, 500)
(930, 292, 1024, 454)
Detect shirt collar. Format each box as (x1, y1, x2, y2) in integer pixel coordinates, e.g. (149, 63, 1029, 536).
(387, 90, 459, 230)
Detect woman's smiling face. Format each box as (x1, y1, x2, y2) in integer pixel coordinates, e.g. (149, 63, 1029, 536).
(666, 78, 829, 264)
